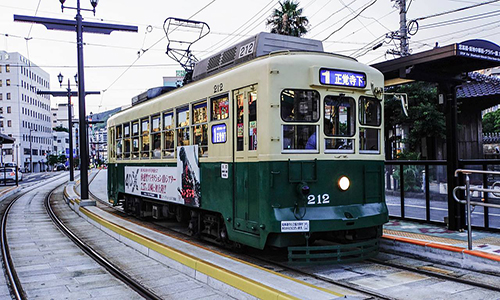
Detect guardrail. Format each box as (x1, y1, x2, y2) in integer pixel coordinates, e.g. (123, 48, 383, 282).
(453, 169, 500, 250)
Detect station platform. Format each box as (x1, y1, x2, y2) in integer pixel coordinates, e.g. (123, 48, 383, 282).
(65, 169, 500, 298)
(66, 170, 353, 299)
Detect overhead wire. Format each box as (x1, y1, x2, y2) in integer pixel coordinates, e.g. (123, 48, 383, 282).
(309, 0, 357, 36)
(99, 0, 217, 112)
(202, 0, 277, 56)
(322, 0, 377, 41)
(339, 0, 377, 38)
(413, 0, 500, 21)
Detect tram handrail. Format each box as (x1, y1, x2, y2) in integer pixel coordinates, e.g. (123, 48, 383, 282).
(453, 169, 500, 250)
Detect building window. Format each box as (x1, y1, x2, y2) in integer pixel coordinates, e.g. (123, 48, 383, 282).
(5, 65, 10, 73)
(0, 80, 2, 87)
(7, 120, 11, 127)
(6, 93, 11, 100)
(6, 79, 10, 86)
(7, 106, 11, 114)
(0, 94, 3, 101)
(0, 108, 3, 114)
(0, 121, 3, 128)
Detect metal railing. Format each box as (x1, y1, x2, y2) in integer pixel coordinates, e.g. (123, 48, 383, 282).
(453, 169, 500, 250)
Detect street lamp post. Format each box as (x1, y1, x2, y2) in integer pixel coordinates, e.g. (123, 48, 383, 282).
(58, 72, 76, 182)
(15, 0, 137, 204)
(29, 128, 36, 173)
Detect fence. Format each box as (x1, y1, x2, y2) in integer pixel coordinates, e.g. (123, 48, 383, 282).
(385, 159, 500, 231)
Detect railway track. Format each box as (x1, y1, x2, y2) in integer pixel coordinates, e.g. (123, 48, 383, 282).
(93, 196, 500, 299)
(0, 178, 161, 300)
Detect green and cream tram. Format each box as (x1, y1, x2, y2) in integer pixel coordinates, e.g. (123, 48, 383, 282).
(107, 33, 388, 259)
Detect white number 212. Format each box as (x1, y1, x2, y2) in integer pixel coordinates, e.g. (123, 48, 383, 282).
(307, 194, 330, 205)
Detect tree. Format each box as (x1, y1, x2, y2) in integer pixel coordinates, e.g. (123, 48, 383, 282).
(385, 82, 446, 155)
(266, 0, 309, 37)
(482, 110, 500, 134)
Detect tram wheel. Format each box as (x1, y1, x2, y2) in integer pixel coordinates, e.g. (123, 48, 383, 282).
(175, 206, 188, 223)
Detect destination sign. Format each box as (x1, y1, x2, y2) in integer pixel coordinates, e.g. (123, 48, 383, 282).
(319, 68, 366, 88)
(212, 124, 227, 144)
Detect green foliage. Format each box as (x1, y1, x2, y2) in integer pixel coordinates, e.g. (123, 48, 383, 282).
(392, 151, 423, 192)
(53, 125, 69, 133)
(266, 0, 309, 37)
(385, 82, 445, 152)
(47, 154, 59, 166)
(482, 110, 500, 134)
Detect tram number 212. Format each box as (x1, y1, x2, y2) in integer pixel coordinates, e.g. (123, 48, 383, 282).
(307, 194, 330, 205)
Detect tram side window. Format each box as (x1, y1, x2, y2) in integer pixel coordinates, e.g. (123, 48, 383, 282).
(163, 112, 175, 158)
(236, 94, 244, 151)
(359, 97, 381, 126)
(141, 118, 150, 158)
(280, 89, 320, 122)
(177, 106, 190, 147)
(132, 121, 139, 158)
(152, 114, 161, 159)
(193, 101, 208, 156)
(123, 124, 131, 158)
(110, 127, 116, 159)
(211, 94, 229, 120)
(324, 95, 355, 152)
(283, 125, 317, 151)
(116, 125, 123, 159)
(249, 91, 257, 151)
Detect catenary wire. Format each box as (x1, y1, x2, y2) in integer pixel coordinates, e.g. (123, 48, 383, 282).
(322, 0, 377, 41)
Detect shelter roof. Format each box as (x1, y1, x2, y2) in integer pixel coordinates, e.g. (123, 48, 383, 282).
(0, 133, 15, 144)
(372, 40, 500, 85)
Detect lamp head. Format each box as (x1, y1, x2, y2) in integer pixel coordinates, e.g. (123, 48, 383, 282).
(59, 0, 66, 4)
(90, 0, 99, 8)
(57, 72, 64, 87)
(74, 73, 78, 84)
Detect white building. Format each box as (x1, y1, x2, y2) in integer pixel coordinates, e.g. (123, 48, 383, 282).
(51, 103, 78, 165)
(0, 51, 52, 172)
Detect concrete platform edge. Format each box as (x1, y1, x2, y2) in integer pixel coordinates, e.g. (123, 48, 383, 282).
(62, 184, 344, 300)
(77, 206, 344, 300)
(381, 234, 500, 275)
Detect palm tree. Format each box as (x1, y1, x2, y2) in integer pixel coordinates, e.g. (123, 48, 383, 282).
(266, 0, 309, 37)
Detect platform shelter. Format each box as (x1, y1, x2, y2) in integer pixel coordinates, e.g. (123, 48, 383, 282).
(372, 39, 500, 230)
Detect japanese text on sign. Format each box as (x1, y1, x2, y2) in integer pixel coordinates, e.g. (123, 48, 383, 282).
(319, 68, 366, 88)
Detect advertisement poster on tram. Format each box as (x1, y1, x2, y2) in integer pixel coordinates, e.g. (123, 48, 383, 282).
(177, 145, 201, 207)
(124, 166, 180, 204)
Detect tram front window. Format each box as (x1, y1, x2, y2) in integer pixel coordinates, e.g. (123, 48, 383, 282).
(324, 95, 355, 152)
(280, 89, 320, 122)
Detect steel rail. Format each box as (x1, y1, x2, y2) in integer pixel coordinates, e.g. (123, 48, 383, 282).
(44, 186, 162, 300)
(368, 257, 500, 292)
(1, 193, 26, 300)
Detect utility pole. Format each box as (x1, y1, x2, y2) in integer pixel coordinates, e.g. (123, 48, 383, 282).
(388, 0, 410, 57)
(15, 1, 137, 204)
(37, 77, 99, 182)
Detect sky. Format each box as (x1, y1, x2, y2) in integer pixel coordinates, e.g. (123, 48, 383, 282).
(1, 0, 499, 114)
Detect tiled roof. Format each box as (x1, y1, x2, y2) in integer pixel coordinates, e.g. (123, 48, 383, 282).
(457, 72, 500, 99)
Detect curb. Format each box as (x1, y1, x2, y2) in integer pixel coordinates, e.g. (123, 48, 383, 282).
(381, 234, 500, 275)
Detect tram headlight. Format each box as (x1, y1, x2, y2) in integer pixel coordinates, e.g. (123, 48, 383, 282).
(338, 176, 350, 191)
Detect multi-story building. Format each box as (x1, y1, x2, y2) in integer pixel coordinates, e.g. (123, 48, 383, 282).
(51, 103, 78, 166)
(0, 51, 53, 172)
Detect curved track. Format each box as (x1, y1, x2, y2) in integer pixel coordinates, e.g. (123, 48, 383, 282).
(0, 178, 161, 300)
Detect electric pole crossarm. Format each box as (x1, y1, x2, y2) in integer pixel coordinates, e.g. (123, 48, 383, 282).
(14, 15, 138, 34)
(37, 91, 100, 97)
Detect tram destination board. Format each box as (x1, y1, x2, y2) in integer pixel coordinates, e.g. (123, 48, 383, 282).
(319, 68, 366, 88)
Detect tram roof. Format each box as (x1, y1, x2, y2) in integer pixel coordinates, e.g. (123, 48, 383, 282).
(192, 32, 325, 81)
(372, 39, 500, 86)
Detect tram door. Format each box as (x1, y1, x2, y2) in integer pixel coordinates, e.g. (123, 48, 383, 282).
(233, 85, 259, 235)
